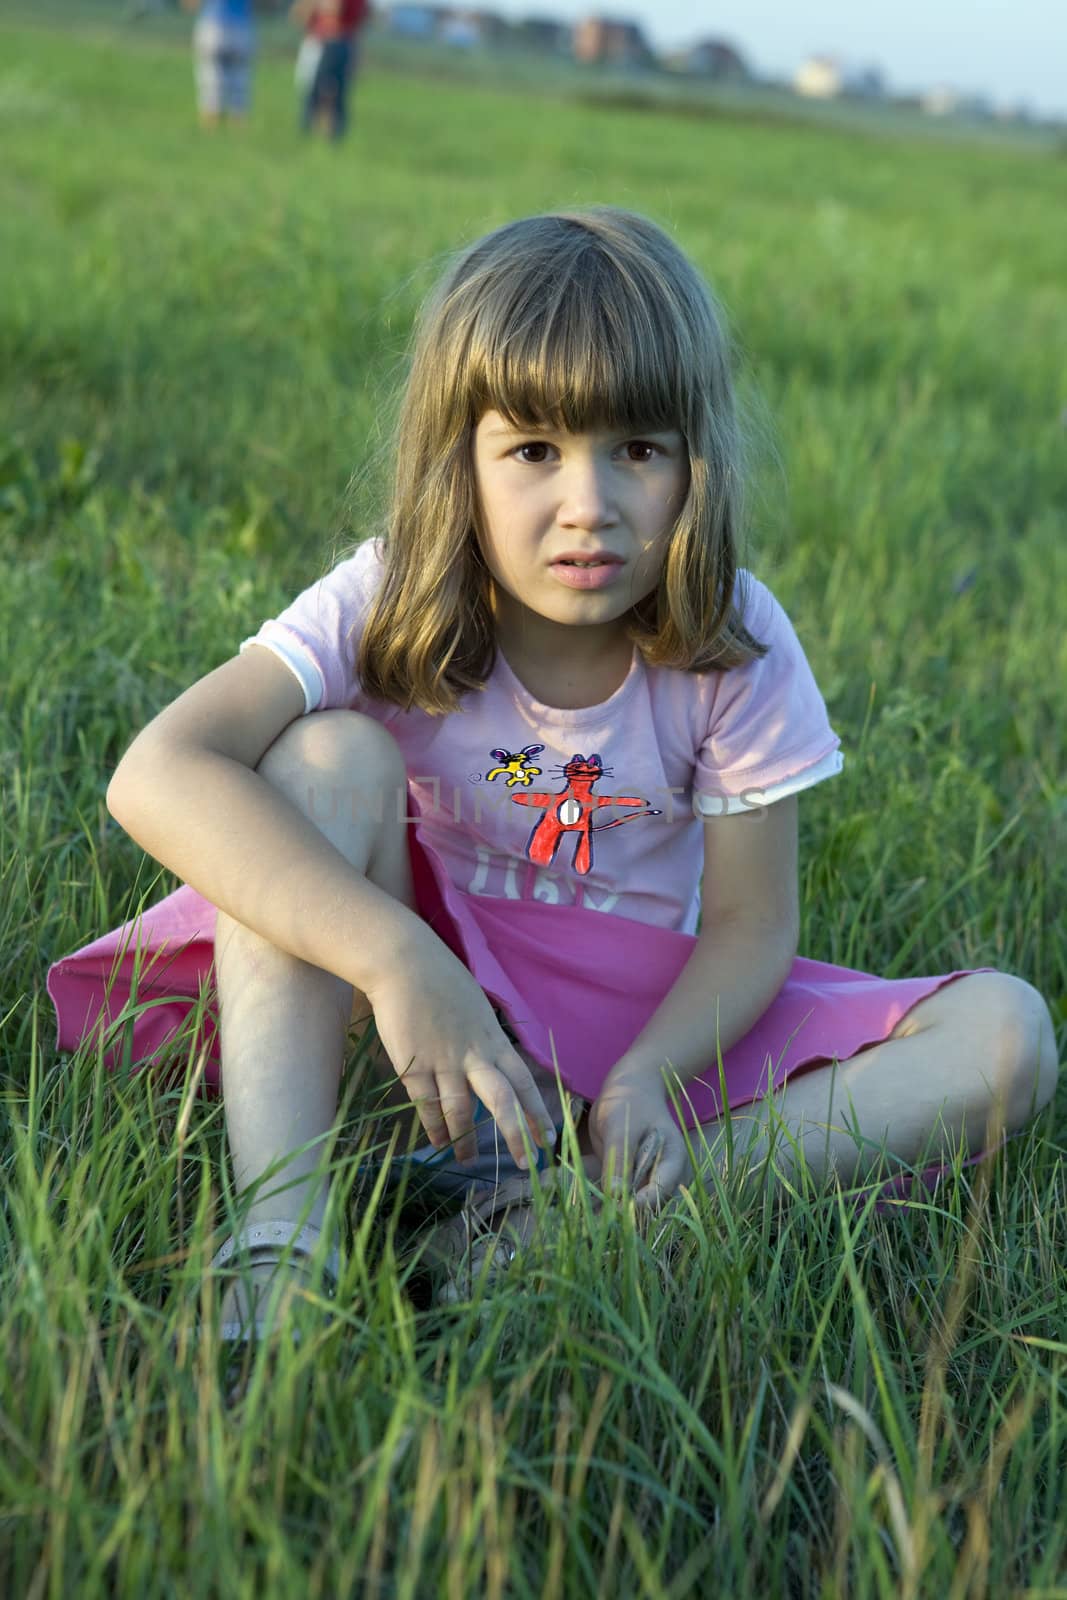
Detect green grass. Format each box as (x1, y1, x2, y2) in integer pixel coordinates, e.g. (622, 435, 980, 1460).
(2, 11, 1066, 1596)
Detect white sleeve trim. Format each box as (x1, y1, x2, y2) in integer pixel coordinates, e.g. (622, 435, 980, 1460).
(694, 748, 844, 817)
(240, 635, 323, 715)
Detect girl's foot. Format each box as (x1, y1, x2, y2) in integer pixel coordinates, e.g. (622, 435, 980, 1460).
(212, 1219, 340, 1343)
(420, 1167, 585, 1305)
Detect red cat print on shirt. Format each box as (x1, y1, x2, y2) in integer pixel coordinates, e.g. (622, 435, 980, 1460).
(507, 752, 661, 876)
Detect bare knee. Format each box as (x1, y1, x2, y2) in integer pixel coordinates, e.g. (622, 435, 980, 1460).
(254, 711, 409, 873)
(976, 974, 1059, 1128)
(257, 710, 406, 807)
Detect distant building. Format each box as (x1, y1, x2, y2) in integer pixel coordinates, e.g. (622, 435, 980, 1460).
(684, 38, 749, 82)
(850, 64, 885, 99)
(438, 9, 508, 48)
(573, 16, 653, 69)
(920, 84, 959, 116)
(794, 56, 885, 100)
(515, 16, 572, 54)
(385, 5, 507, 45)
(794, 56, 839, 98)
(920, 84, 992, 118)
(387, 5, 443, 38)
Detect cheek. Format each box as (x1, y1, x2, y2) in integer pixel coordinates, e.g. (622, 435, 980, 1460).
(636, 470, 685, 537)
(664, 464, 690, 518)
(480, 487, 536, 556)
(630, 541, 669, 604)
(657, 467, 689, 546)
(475, 498, 529, 593)
(473, 480, 507, 556)
(644, 481, 683, 543)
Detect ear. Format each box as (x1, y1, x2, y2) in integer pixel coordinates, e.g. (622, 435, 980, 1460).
(489, 749, 509, 761)
(589, 752, 602, 764)
(524, 745, 545, 757)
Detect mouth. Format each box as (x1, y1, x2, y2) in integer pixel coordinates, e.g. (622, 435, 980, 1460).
(550, 552, 623, 568)
(549, 554, 625, 591)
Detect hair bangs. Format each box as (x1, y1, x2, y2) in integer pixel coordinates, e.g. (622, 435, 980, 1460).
(466, 247, 688, 436)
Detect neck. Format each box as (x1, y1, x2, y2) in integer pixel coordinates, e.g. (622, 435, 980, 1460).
(492, 596, 635, 708)
(491, 587, 630, 669)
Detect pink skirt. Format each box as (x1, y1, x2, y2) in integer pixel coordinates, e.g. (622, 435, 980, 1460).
(47, 818, 976, 1132)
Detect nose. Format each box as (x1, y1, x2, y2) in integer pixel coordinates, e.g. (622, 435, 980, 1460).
(556, 455, 617, 531)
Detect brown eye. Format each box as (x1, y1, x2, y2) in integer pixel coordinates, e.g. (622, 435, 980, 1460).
(625, 441, 657, 462)
(516, 442, 550, 463)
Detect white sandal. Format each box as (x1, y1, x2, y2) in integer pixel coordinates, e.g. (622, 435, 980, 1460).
(420, 1168, 571, 1306)
(211, 1219, 341, 1343)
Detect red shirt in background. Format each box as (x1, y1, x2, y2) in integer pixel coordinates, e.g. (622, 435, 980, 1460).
(310, 0, 368, 40)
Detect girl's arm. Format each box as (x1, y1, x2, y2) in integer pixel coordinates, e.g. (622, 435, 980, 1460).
(609, 798, 800, 1089)
(109, 647, 556, 1162)
(591, 800, 799, 1188)
(106, 646, 435, 996)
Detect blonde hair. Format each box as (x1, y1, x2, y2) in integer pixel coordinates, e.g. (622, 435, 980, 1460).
(359, 207, 766, 714)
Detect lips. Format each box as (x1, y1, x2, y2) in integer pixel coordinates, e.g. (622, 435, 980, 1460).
(549, 553, 625, 591)
(551, 550, 622, 567)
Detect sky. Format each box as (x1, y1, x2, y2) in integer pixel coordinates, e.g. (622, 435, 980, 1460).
(492, 1, 1067, 119)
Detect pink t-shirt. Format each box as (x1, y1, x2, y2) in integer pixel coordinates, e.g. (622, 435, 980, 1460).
(244, 540, 841, 935)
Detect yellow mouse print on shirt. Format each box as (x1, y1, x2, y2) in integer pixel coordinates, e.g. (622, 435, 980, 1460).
(485, 744, 544, 786)
(486, 744, 661, 875)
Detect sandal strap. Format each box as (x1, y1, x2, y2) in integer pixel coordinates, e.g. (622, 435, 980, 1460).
(464, 1165, 569, 1227)
(423, 1167, 574, 1299)
(211, 1219, 340, 1284)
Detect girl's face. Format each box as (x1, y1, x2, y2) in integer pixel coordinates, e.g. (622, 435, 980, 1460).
(472, 411, 689, 656)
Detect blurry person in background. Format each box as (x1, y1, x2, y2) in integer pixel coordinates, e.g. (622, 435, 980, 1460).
(291, 0, 370, 141)
(182, 0, 256, 128)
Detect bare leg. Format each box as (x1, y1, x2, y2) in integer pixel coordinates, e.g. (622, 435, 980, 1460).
(684, 973, 1059, 1192)
(215, 711, 418, 1242)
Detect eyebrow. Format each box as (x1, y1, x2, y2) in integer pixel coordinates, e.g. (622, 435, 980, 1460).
(481, 421, 681, 439)
(480, 419, 554, 437)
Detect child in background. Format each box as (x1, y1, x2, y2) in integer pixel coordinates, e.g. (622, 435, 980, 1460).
(49, 209, 1058, 1334)
(291, 0, 369, 141)
(182, 0, 255, 129)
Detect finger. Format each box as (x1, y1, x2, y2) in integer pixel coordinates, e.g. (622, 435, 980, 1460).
(475, 1081, 535, 1171)
(631, 1129, 666, 1193)
(593, 1103, 642, 1194)
(400, 1071, 451, 1150)
(495, 1052, 559, 1152)
(436, 1080, 479, 1165)
(468, 1061, 554, 1170)
(597, 1130, 634, 1195)
(634, 1132, 690, 1209)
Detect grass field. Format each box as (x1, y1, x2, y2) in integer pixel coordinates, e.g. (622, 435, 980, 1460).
(2, 10, 1067, 1596)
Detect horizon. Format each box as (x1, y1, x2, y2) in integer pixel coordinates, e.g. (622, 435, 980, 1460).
(480, 1, 1066, 120)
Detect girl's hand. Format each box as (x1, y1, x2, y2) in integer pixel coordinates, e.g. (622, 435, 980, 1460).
(589, 1072, 691, 1208)
(364, 935, 556, 1170)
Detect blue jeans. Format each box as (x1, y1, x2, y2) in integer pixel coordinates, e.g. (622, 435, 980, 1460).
(357, 1009, 580, 1208)
(302, 37, 358, 140)
(373, 1093, 554, 1209)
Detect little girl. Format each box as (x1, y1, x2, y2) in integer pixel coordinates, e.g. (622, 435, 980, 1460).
(49, 208, 1058, 1329)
